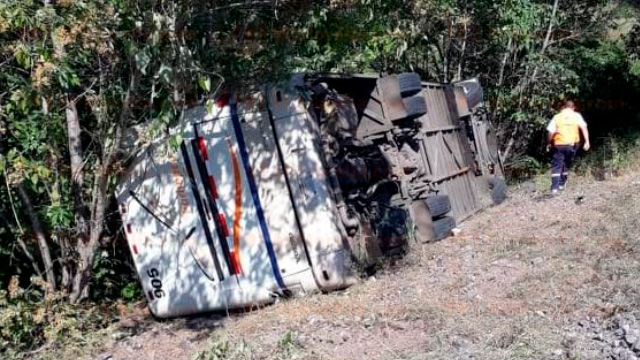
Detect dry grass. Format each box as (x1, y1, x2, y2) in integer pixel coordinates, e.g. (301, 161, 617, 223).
(29, 164, 640, 360)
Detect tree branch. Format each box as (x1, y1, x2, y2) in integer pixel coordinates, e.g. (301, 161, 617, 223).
(530, 0, 559, 84)
(16, 183, 56, 292)
(3, 171, 44, 278)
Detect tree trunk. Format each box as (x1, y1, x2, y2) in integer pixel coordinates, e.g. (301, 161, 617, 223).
(68, 73, 135, 303)
(530, 0, 559, 83)
(43, 93, 72, 293)
(514, 0, 559, 94)
(456, 22, 467, 82)
(74, 158, 111, 302)
(66, 94, 92, 303)
(51, 153, 72, 292)
(16, 183, 56, 292)
(442, 25, 452, 83)
(502, 124, 519, 162)
(60, 236, 71, 292)
(498, 36, 513, 86)
(3, 170, 44, 279)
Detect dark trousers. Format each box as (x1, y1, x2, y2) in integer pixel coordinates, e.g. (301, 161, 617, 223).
(551, 144, 578, 190)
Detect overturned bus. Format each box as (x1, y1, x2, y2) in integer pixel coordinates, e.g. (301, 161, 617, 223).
(115, 73, 505, 318)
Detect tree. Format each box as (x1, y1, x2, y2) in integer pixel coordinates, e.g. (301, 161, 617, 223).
(0, 0, 136, 301)
(0, 0, 636, 306)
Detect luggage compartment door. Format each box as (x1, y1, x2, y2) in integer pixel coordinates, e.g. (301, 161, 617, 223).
(268, 89, 355, 291)
(192, 101, 319, 294)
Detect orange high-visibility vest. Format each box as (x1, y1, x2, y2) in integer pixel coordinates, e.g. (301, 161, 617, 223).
(550, 110, 583, 145)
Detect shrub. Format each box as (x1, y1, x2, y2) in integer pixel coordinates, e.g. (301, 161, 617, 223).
(0, 276, 116, 359)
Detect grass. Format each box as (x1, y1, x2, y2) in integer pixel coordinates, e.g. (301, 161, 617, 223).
(193, 159, 640, 360)
(574, 134, 640, 176)
(193, 335, 251, 360)
(191, 329, 308, 360)
(505, 133, 640, 194)
(20, 136, 640, 360)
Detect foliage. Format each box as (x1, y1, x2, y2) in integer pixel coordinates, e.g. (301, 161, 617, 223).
(193, 335, 253, 360)
(193, 331, 302, 360)
(90, 245, 142, 302)
(0, 0, 640, 356)
(573, 131, 640, 178)
(0, 276, 115, 359)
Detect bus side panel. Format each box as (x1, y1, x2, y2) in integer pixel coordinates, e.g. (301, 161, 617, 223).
(116, 141, 240, 318)
(193, 111, 309, 303)
(233, 108, 319, 293)
(268, 91, 356, 291)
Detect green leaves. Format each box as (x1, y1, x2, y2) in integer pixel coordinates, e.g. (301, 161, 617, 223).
(10, 116, 46, 154)
(168, 133, 183, 152)
(56, 65, 81, 89)
(198, 76, 211, 92)
(45, 203, 72, 228)
(119, 282, 142, 301)
(13, 44, 32, 69)
(0, 0, 637, 328)
(134, 50, 151, 75)
(205, 99, 215, 115)
(157, 64, 173, 85)
(630, 60, 640, 77)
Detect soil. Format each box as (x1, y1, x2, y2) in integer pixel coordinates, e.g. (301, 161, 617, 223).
(78, 171, 640, 360)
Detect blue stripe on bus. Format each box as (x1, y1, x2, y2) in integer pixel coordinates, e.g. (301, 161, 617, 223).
(228, 100, 287, 291)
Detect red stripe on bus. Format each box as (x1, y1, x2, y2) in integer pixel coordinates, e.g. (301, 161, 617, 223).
(197, 137, 209, 161)
(218, 213, 229, 238)
(207, 176, 219, 199)
(216, 93, 230, 108)
(229, 251, 242, 275)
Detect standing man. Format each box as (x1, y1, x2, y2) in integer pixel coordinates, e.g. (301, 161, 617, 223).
(546, 100, 591, 195)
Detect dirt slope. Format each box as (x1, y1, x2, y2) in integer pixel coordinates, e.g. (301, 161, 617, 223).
(84, 172, 640, 360)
